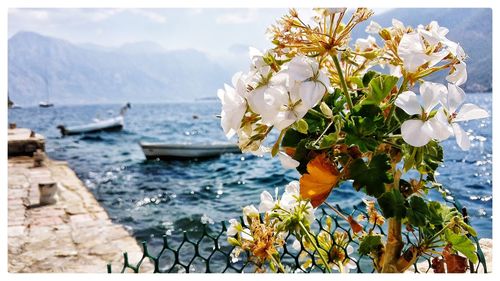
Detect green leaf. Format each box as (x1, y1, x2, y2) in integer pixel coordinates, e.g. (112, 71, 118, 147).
(364, 75, 399, 105)
(304, 112, 326, 134)
(318, 133, 338, 149)
(293, 139, 309, 175)
(420, 141, 444, 178)
(358, 234, 383, 255)
(362, 71, 379, 87)
(378, 189, 406, 219)
(281, 129, 307, 147)
(406, 196, 429, 227)
(428, 201, 445, 226)
(344, 104, 385, 153)
(350, 154, 393, 197)
(444, 229, 478, 263)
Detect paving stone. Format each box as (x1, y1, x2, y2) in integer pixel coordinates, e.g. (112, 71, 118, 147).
(8, 146, 152, 273)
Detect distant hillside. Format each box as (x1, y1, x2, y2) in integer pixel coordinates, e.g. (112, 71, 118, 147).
(353, 8, 492, 92)
(8, 32, 230, 105)
(7, 9, 491, 105)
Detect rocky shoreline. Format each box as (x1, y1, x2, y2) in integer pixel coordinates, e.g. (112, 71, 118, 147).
(7, 128, 152, 273)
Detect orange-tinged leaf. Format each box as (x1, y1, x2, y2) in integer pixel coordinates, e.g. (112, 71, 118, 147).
(299, 153, 340, 207)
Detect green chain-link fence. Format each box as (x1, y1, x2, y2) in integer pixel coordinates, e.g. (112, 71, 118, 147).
(108, 195, 488, 273)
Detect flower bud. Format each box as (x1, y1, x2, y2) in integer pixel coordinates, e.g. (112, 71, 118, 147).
(379, 28, 391, 40)
(295, 119, 309, 134)
(320, 102, 333, 118)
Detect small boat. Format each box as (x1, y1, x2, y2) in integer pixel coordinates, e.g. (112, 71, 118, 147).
(57, 103, 131, 136)
(140, 142, 241, 160)
(58, 115, 124, 136)
(39, 101, 54, 108)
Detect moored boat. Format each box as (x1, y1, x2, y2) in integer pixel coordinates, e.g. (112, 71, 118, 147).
(39, 101, 54, 108)
(58, 115, 124, 136)
(139, 142, 241, 160)
(57, 103, 130, 136)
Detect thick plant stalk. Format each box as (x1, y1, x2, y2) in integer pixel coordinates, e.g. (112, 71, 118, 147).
(381, 218, 404, 273)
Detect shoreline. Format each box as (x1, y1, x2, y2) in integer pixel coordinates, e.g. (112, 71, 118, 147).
(8, 128, 151, 273)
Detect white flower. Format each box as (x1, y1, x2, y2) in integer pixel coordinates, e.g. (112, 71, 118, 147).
(278, 151, 300, 169)
(242, 204, 259, 225)
(417, 21, 466, 59)
(259, 190, 276, 213)
(389, 65, 402, 78)
(249, 47, 271, 76)
(227, 218, 240, 236)
(397, 32, 448, 73)
(246, 75, 289, 125)
(355, 35, 376, 52)
(395, 82, 452, 147)
(446, 61, 467, 86)
(287, 55, 331, 108)
(280, 181, 315, 225)
(230, 246, 243, 263)
(217, 72, 248, 139)
(438, 84, 489, 150)
(280, 181, 300, 211)
(365, 21, 381, 34)
(273, 80, 311, 130)
(240, 228, 253, 241)
(392, 19, 405, 31)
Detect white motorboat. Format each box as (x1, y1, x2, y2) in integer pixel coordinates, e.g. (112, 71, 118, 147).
(139, 142, 241, 160)
(57, 103, 130, 136)
(58, 115, 124, 136)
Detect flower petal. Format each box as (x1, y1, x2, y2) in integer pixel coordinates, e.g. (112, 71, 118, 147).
(455, 103, 489, 122)
(420, 82, 446, 113)
(278, 151, 300, 169)
(401, 119, 432, 147)
(395, 91, 421, 115)
(422, 117, 452, 141)
(299, 81, 326, 108)
(259, 191, 275, 213)
(452, 123, 470, 151)
(288, 55, 315, 82)
(445, 83, 466, 113)
(366, 21, 382, 34)
(446, 61, 467, 86)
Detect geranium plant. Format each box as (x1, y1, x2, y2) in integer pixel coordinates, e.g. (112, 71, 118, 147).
(218, 8, 488, 273)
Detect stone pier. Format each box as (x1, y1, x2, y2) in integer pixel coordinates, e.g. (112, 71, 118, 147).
(8, 128, 151, 273)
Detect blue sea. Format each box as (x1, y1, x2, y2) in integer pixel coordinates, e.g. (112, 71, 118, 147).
(8, 94, 492, 255)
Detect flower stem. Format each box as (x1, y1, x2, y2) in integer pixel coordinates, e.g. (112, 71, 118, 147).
(385, 77, 409, 126)
(298, 221, 332, 273)
(312, 120, 334, 146)
(270, 253, 286, 273)
(331, 54, 353, 110)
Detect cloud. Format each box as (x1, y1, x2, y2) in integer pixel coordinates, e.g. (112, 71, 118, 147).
(215, 9, 258, 24)
(130, 9, 167, 24)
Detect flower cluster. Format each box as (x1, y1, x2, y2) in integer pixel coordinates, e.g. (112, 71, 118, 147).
(219, 8, 487, 273)
(371, 19, 467, 85)
(227, 181, 316, 272)
(218, 49, 331, 157)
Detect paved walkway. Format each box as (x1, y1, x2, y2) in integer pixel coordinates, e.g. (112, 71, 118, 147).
(8, 156, 152, 273)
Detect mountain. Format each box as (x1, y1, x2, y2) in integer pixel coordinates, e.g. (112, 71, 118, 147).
(352, 8, 492, 92)
(7, 9, 492, 105)
(8, 32, 230, 105)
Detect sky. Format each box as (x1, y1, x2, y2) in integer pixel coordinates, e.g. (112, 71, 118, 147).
(8, 8, 390, 64)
